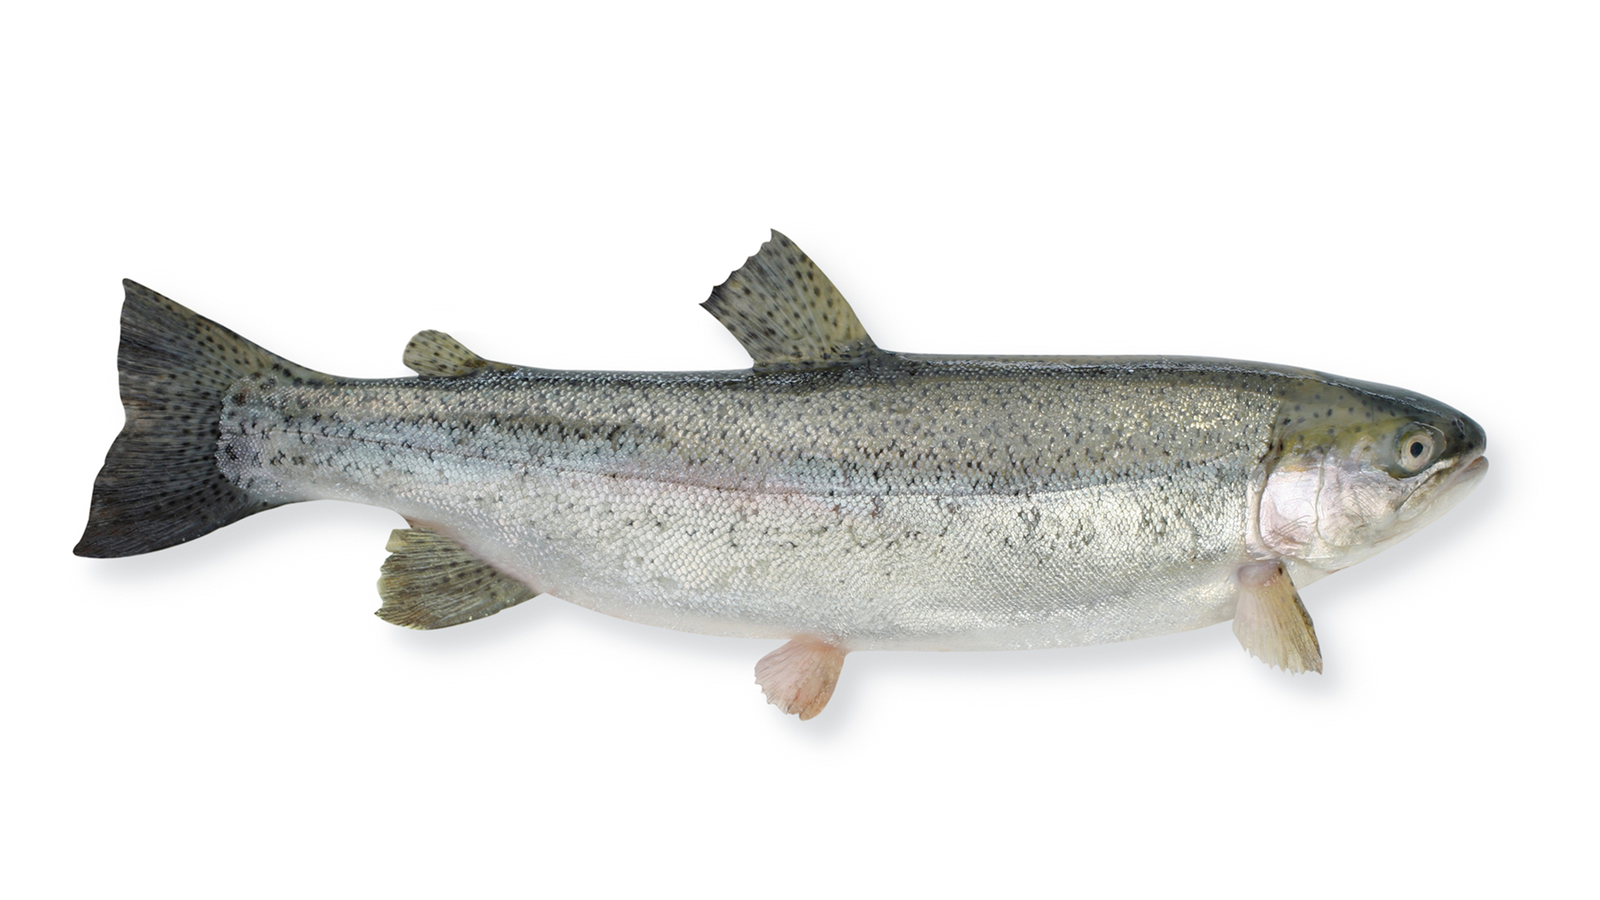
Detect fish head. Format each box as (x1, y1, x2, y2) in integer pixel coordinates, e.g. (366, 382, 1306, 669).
(1253, 376, 1488, 580)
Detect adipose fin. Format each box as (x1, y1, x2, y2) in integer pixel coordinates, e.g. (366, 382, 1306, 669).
(403, 330, 517, 377)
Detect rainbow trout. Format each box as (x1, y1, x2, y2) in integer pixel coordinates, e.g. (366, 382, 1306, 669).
(76, 232, 1487, 719)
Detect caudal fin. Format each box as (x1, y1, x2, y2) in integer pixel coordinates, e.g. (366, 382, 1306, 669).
(74, 280, 330, 557)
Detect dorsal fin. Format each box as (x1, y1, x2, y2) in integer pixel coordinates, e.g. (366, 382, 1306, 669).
(403, 330, 517, 377)
(702, 230, 880, 371)
(376, 528, 535, 629)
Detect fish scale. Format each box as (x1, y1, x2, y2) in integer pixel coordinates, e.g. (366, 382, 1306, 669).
(76, 230, 1487, 719)
(214, 359, 1269, 647)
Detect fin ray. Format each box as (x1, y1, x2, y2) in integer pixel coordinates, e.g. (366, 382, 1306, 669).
(75, 281, 329, 557)
(703, 230, 879, 371)
(1233, 561, 1323, 674)
(755, 638, 848, 720)
(376, 528, 535, 629)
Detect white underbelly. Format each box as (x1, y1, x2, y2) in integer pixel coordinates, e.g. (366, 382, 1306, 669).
(367, 465, 1251, 651)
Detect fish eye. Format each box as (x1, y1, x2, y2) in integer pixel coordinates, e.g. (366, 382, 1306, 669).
(1397, 429, 1436, 473)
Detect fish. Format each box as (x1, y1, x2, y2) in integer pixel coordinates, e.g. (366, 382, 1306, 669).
(75, 231, 1489, 719)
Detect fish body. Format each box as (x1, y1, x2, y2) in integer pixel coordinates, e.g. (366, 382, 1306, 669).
(224, 356, 1288, 652)
(78, 232, 1488, 718)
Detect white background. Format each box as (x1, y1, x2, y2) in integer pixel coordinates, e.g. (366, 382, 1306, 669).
(4, 3, 1594, 897)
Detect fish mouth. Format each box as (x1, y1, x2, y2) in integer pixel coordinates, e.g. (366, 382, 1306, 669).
(1455, 454, 1489, 484)
(1398, 453, 1488, 523)
(1442, 453, 1489, 496)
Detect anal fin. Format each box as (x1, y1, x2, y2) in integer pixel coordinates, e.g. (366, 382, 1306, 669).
(1233, 560, 1323, 674)
(755, 639, 848, 720)
(403, 330, 518, 377)
(377, 528, 534, 629)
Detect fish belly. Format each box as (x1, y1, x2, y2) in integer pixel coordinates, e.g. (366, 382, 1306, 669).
(463, 470, 1248, 651)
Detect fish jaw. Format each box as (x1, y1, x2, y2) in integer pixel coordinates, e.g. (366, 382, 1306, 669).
(1398, 453, 1487, 526)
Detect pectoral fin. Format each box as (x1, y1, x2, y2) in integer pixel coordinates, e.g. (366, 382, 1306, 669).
(376, 528, 535, 629)
(1233, 560, 1323, 674)
(755, 639, 848, 720)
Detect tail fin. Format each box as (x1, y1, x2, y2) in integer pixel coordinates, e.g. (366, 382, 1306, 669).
(74, 280, 330, 557)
